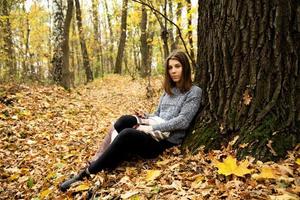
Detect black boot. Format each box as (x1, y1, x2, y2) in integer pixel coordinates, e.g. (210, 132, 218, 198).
(59, 168, 90, 192)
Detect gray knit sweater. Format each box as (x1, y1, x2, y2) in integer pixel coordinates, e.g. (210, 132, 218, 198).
(150, 85, 202, 144)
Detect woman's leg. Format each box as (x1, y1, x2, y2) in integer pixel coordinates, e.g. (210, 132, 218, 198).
(113, 115, 138, 132)
(88, 128, 174, 174)
(60, 115, 140, 192)
(91, 115, 138, 161)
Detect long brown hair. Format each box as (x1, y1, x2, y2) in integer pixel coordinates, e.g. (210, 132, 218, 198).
(163, 50, 192, 95)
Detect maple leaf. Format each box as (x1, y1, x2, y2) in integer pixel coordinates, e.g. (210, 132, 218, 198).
(214, 155, 252, 177)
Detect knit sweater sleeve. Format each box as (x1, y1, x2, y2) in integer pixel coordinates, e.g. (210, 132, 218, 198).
(146, 93, 165, 118)
(152, 87, 202, 132)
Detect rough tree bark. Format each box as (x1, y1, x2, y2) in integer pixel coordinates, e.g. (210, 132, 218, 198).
(114, 0, 128, 74)
(184, 0, 300, 161)
(75, 0, 93, 82)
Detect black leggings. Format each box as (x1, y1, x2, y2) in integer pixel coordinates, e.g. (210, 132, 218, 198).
(88, 115, 174, 174)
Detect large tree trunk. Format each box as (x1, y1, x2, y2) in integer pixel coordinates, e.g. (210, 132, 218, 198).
(75, 0, 93, 82)
(184, 0, 300, 161)
(52, 0, 73, 90)
(114, 0, 128, 74)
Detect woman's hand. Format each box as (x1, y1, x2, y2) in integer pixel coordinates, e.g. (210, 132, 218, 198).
(136, 125, 153, 134)
(134, 110, 146, 119)
(140, 118, 149, 125)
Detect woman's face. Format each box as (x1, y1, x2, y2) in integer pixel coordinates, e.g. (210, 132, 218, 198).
(168, 59, 183, 84)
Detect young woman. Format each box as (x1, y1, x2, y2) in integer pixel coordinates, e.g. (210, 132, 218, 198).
(60, 50, 202, 192)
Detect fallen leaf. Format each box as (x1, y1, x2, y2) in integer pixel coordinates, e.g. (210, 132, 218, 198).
(145, 170, 161, 182)
(214, 155, 252, 177)
(252, 166, 278, 180)
(191, 175, 204, 188)
(74, 183, 90, 192)
(296, 158, 300, 165)
(40, 188, 51, 199)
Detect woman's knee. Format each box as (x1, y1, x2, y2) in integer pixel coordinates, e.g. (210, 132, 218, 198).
(114, 115, 137, 133)
(117, 128, 138, 139)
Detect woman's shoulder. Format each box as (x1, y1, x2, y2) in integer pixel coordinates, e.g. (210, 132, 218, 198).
(189, 85, 202, 97)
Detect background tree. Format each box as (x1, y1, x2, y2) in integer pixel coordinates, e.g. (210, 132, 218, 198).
(186, 0, 195, 69)
(0, 0, 16, 81)
(140, 5, 149, 78)
(184, 0, 300, 161)
(75, 0, 93, 82)
(114, 0, 129, 74)
(91, 0, 103, 78)
(52, 0, 73, 90)
(104, 0, 115, 73)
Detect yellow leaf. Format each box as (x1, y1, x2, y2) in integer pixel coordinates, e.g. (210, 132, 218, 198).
(252, 166, 278, 180)
(296, 158, 300, 165)
(46, 172, 57, 180)
(145, 170, 161, 182)
(40, 189, 51, 199)
(215, 155, 252, 177)
(0, 113, 7, 119)
(191, 175, 204, 188)
(9, 174, 19, 181)
(63, 153, 75, 159)
(156, 159, 170, 167)
(74, 183, 90, 192)
(234, 160, 253, 177)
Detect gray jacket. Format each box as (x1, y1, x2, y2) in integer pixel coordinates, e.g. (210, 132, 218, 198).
(151, 85, 202, 144)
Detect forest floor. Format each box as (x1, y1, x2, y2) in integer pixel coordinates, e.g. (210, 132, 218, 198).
(0, 75, 299, 200)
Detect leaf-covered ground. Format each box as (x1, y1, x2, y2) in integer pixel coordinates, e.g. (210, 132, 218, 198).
(0, 75, 299, 200)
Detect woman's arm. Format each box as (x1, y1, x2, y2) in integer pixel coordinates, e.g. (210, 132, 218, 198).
(145, 93, 165, 118)
(152, 88, 202, 132)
